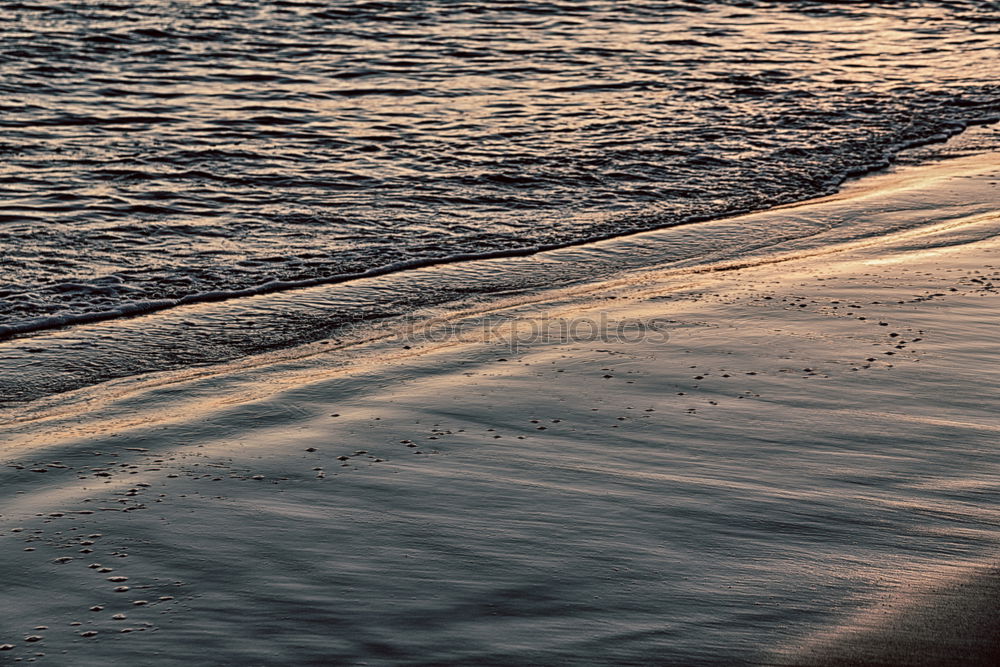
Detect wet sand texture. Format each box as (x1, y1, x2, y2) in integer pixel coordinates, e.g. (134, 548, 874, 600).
(1, 154, 1000, 664)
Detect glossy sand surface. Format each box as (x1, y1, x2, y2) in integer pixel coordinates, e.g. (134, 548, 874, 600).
(1, 155, 999, 665)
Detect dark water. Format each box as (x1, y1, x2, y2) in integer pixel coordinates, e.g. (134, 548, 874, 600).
(1, 0, 999, 390)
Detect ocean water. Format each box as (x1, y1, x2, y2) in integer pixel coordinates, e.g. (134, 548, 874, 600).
(1, 0, 999, 399)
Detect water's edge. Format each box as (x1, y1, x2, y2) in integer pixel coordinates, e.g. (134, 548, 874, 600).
(3, 117, 997, 343)
(2, 125, 998, 406)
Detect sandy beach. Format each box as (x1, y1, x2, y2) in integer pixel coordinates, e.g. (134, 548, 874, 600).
(2, 152, 999, 665)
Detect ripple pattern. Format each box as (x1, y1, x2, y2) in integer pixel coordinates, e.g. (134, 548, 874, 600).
(1, 0, 998, 330)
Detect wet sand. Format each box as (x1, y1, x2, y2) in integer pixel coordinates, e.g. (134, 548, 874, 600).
(1, 154, 999, 665)
(782, 564, 1000, 666)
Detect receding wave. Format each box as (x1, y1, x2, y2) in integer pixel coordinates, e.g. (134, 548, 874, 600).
(1, 0, 999, 390)
(2, 143, 998, 404)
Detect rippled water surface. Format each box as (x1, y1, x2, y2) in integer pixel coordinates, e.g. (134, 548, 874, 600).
(1, 0, 999, 336)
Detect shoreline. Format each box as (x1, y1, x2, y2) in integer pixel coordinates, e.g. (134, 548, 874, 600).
(1, 150, 999, 664)
(2, 119, 996, 345)
(3, 125, 999, 406)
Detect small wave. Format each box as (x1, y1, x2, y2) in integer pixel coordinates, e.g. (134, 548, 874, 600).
(5, 118, 999, 343)
(0, 114, 181, 127)
(2, 0, 999, 353)
(545, 80, 673, 93)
